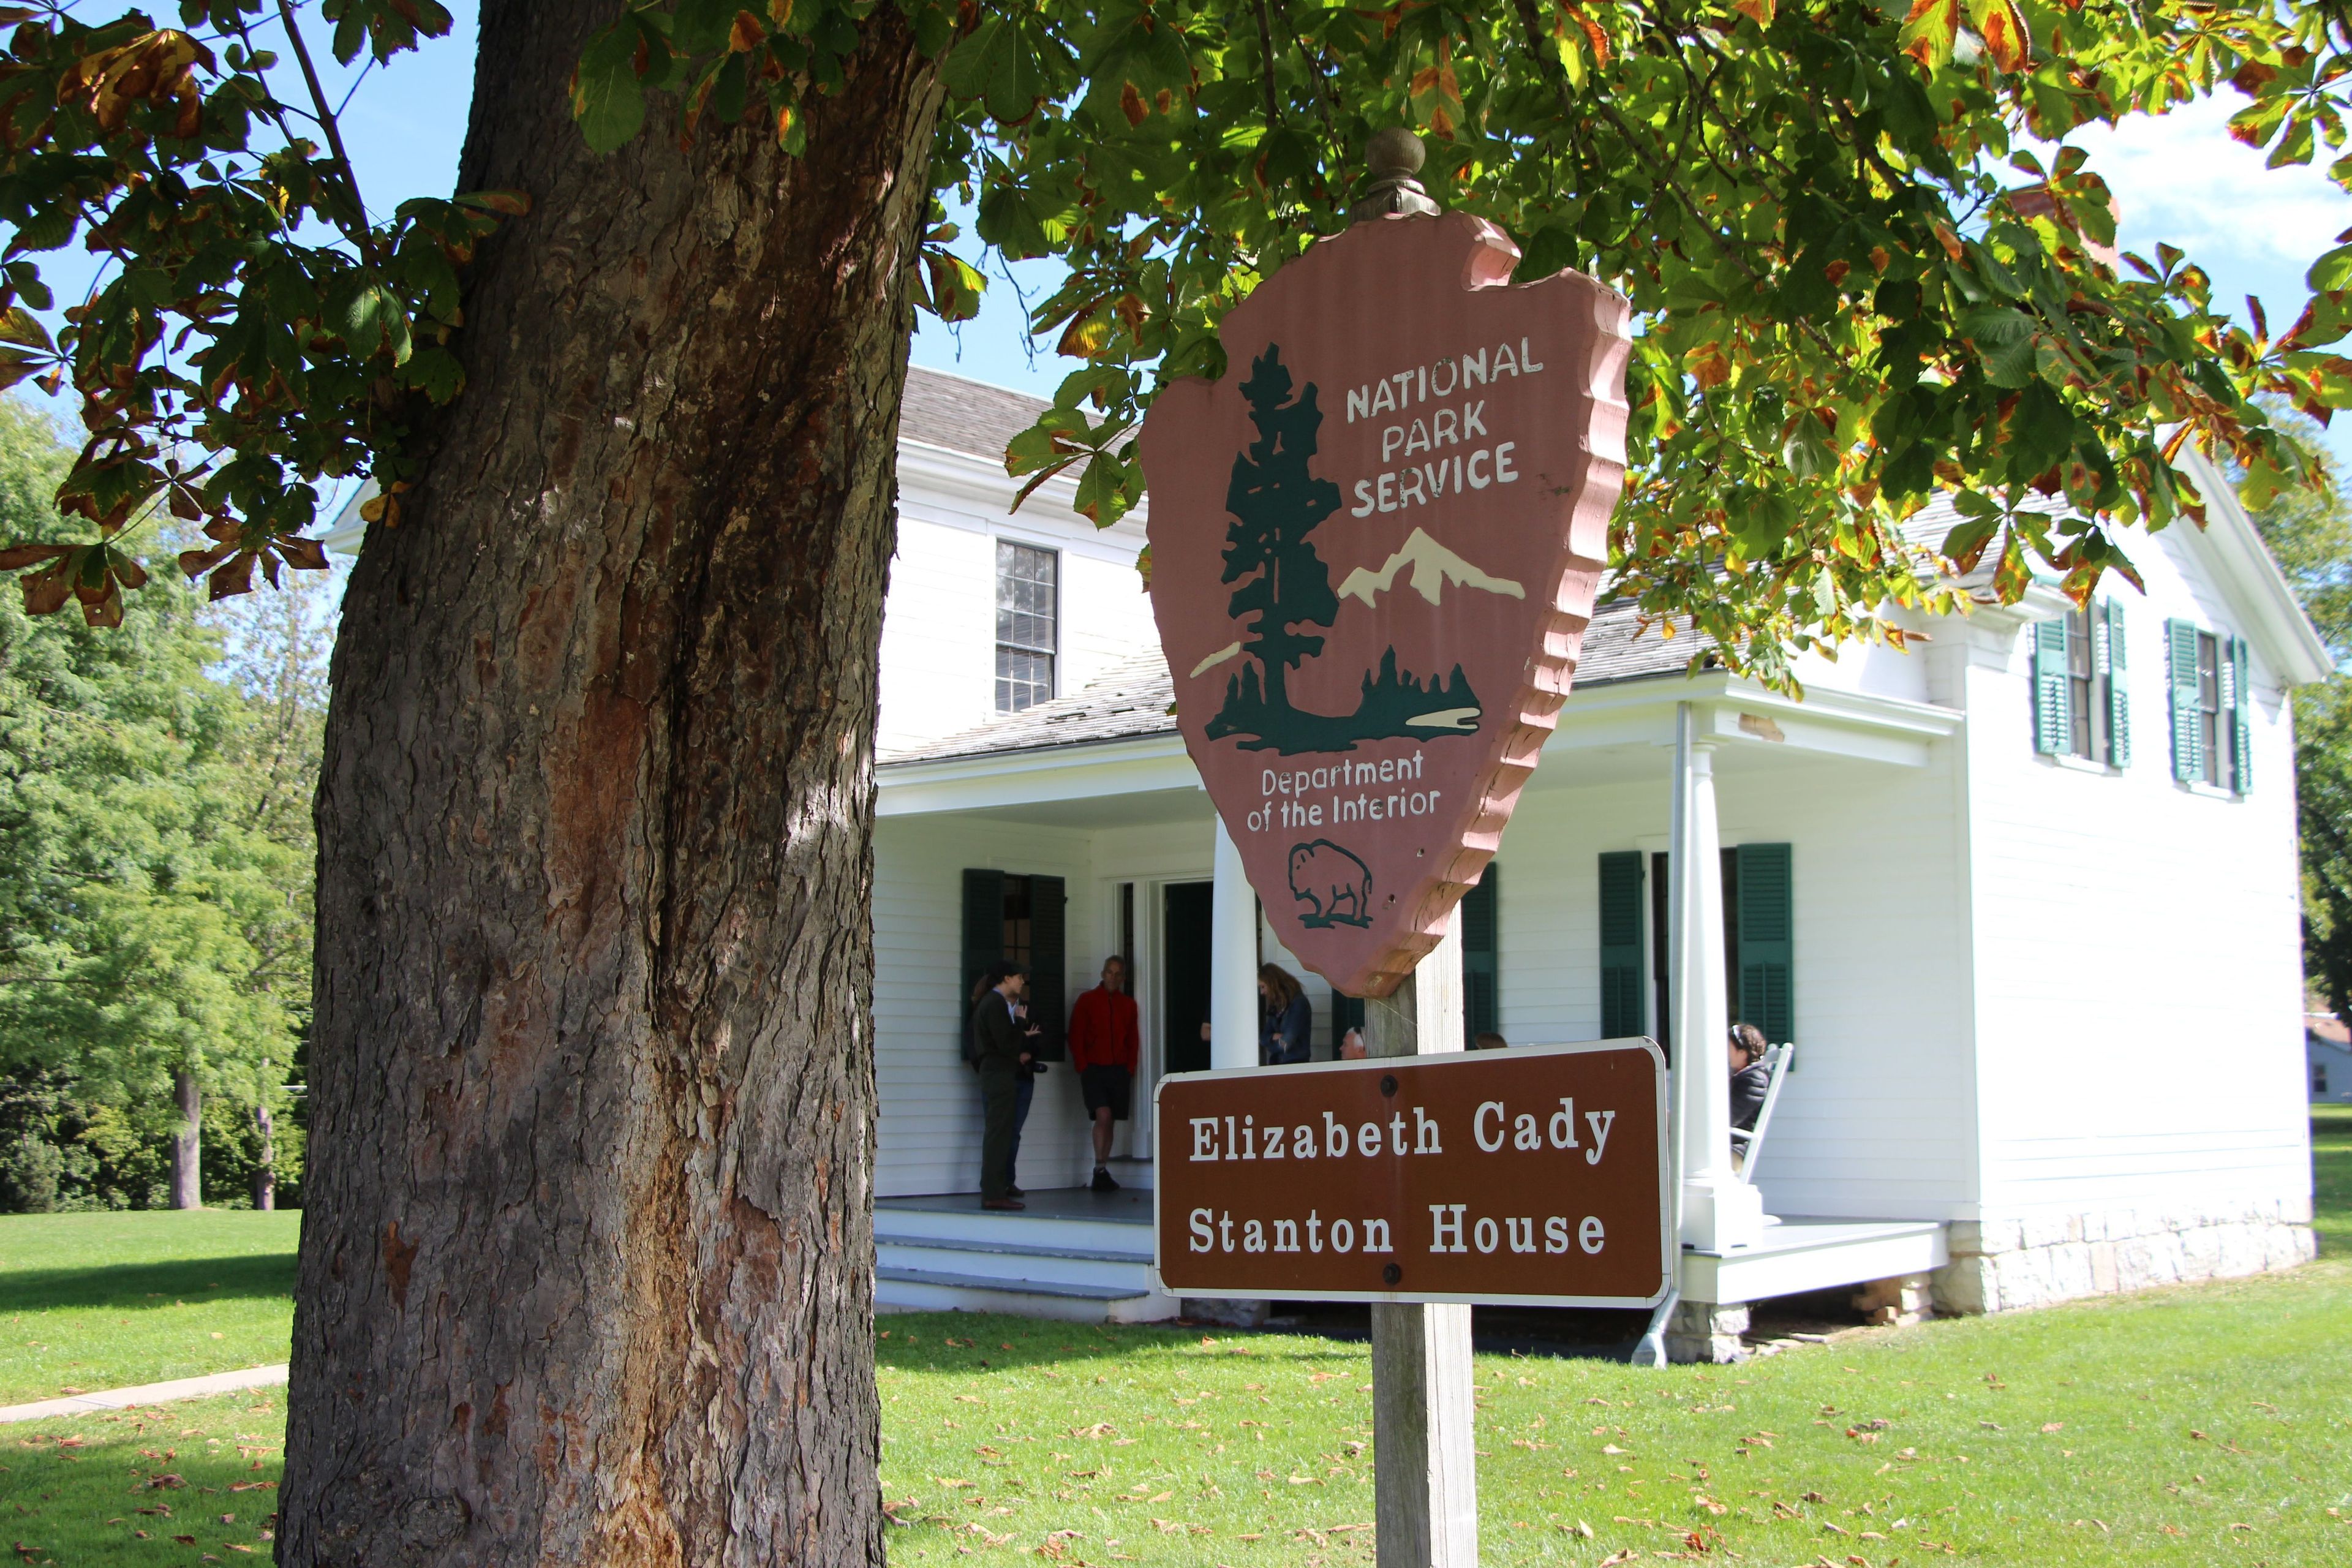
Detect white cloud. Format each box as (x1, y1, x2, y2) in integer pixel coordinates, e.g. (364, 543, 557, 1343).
(2050, 95, 2348, 279)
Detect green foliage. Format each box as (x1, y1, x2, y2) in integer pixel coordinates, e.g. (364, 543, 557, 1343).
(2245, 414, 2352, 1019)
(0, 399, 310, 1207)
(0, 1, 521, 620)
(921, 0, 2352, 682)
(2, 0, 2350, 687)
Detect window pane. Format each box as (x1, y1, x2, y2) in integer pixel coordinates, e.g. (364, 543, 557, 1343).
(994, 541, 1059, 712)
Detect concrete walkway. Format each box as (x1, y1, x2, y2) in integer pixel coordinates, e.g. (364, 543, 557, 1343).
(0, 1363, 288, 1425)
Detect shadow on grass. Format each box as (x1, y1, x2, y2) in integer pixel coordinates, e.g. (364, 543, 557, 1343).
(0, 1251, 296, 1313)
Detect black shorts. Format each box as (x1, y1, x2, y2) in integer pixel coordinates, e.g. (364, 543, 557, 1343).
(1080, 1065, 1133, 1120)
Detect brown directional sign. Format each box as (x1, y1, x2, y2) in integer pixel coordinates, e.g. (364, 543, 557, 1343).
(1137, 212, 1633, 998)
(1152, 1041, 1668, 1307)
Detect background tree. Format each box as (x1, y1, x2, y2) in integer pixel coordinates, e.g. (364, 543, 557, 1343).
(2, 1, 2350, 1562)
(0, 398, 306, 1208)
(2246, 413, 2352, 1020)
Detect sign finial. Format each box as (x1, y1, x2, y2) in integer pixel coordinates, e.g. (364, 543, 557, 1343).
(1352, 127, 1440, 221)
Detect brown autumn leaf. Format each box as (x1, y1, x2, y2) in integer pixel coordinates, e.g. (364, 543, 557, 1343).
(1974, 0, 2031, 72)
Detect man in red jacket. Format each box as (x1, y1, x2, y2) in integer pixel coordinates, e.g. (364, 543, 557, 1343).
(1068, 955, 1141, 1193)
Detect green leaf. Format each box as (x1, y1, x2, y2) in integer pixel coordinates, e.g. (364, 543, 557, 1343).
(0, 305, 54, 352)
(572, 21, 649, 153)
(1962, 306, 2037, 387)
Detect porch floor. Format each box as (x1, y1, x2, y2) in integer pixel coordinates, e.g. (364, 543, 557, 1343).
(1682, 1217, 1948, 1306)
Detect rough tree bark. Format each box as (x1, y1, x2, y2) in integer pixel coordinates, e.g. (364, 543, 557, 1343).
(280, 3, 942, 1561)
(170, 1066, 200, 1210)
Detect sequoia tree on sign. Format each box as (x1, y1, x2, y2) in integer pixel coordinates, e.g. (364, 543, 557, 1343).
(2, 2, 2350, 1563)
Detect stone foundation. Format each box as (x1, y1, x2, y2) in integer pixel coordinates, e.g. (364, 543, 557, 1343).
(1180, 1297, 1270, 1329)
(1664, 1300, 1749, 1364)
(1852, 1270, 1934, 1327)
(1932, 1199, 2315, 1316)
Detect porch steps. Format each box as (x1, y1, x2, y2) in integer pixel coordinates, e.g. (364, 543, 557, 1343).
(873, 1192, 1178, 1324)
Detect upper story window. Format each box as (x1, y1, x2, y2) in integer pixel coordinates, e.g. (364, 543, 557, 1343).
(2166, 620, 2251, 794)
(995, 540, 1058, 713)
(2032, 599, 2128, 766)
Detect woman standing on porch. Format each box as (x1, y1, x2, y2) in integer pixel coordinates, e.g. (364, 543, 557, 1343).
(1259, 965, 1313, 1066)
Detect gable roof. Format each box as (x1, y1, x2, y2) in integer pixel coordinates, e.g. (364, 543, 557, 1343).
(879, 598, 1716, 766)
(900, 365, 1052, 464)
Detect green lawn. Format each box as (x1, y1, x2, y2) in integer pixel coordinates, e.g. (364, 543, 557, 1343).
(0, 1210, 300, 1404)
(2313, 1104, 2351, 1255)
(4, 1122, 2349, 1567)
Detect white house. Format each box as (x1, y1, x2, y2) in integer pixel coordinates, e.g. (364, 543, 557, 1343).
(2309, 1014, 2352, 1103)
(865, 364, 2328, 1354)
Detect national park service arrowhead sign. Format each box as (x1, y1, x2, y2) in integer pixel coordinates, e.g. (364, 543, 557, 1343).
(1139, 212, 1632, 998)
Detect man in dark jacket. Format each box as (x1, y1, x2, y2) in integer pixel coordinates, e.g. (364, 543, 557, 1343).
(971, 962, 1039, 1210)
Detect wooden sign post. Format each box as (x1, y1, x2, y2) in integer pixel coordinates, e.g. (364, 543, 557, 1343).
(1367, 918, 1475, 1567)
(1152, 986, 1672, 1566)
(1138, 129, 1642, 1568)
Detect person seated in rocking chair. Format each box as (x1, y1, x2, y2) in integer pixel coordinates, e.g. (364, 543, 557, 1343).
(1728, 1022, 1771, 1167)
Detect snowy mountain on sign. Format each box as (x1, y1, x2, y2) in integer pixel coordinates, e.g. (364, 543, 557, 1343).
(1335, 527, 1525, 606)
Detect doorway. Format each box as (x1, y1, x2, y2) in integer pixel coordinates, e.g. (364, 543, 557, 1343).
(1161, 881, 1213, 1077)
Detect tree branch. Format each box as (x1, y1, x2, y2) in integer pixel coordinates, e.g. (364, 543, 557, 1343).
(274, 0, 382, 265)
(1252, 0, 1282, 135)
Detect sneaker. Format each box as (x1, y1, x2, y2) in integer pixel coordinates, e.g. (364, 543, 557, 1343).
(1091, 1166, 1120, 1193)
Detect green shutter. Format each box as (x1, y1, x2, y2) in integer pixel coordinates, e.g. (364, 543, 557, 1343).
(1734, 842, 1795, 1045)
(2166, 619, 2203, 783)
(961, 869, 1005, 1057)
(1597, 851, 1645, 1039)
(1028, 874, 1067, 1061)
(2228, 636, 2252, 793)
(2031, 617, 2071, 755)
(1461, 864, 1501, 1047)
(2102, 598, 2130, 767)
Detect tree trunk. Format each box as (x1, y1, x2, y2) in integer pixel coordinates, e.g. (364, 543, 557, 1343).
(170, 1066, 200, 1210)
(280, 4, 941, 1562)
(253, 1099, 275, 1212)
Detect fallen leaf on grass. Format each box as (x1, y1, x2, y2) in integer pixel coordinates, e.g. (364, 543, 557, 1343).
(2039, 1422, 2063, 1434)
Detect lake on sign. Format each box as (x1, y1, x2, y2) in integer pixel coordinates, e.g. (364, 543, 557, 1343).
(1152, 1040, 1668, 1306)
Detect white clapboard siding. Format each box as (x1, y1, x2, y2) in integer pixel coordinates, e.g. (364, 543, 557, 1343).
(1961, 524, 2311, 1222)
(1491, 750, 1975, 1223)
(873, 814, 1102, 1197)
(878, 484, 1154, 756)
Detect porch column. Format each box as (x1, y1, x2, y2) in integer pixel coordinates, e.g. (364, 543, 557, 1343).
(1210, 817, 1259, 1071)
(1670, 702, 1764, 1253)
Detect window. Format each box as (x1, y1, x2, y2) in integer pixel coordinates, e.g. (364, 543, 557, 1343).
(994, 540, 1058, 712)
(2166, 620, 2250, 793)
(1612, 843, 1792, 1063)
(2032, 600, 2127, 766)
(2316, 1061, 2330, 1097)
(960, 869, 1067, 1059)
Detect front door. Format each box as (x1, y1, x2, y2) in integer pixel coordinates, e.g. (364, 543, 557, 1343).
(1161, 881, 1214, 1077)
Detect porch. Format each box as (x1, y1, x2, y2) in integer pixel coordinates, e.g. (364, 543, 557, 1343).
(873, 626, 1971, 1355)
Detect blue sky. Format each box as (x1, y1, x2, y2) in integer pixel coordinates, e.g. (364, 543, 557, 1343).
(18, 5, 2351, 472)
